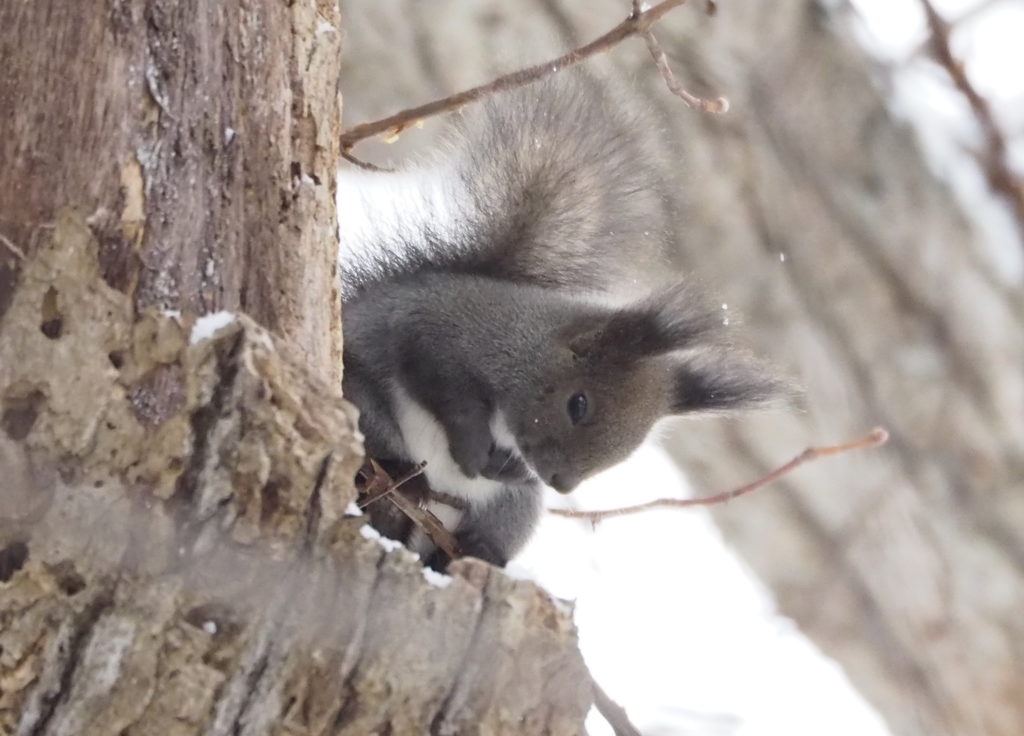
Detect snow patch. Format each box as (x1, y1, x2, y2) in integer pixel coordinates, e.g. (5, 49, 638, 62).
(422, 567, 452, 588)
(359, 523, 405, 552)
(190, 311, 236, 344)
(516, 443, 891, 736)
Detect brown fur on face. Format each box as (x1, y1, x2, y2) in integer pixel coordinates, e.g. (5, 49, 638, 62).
(500, 285, 788, 492)
(513, 354, 669, 492)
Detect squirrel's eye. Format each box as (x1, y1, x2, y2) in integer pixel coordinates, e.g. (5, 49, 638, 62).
(567, 393, 588, 425)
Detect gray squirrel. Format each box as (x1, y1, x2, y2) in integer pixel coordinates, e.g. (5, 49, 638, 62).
(339, 77, 786, 568)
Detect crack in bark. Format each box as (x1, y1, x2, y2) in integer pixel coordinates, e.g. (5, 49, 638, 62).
(216, 510, 346, 734)
(173, 330, 244, 544)
(209, 536, 337, 734)
(228, 650, 271, 736)
(428, 578, 491, 736)
(203, 589, 290, 736)
(26, 582, 116, 736)
(326, 548, 390, 733)
(328, 692, 358, 734)
(301, 453, 331, 553)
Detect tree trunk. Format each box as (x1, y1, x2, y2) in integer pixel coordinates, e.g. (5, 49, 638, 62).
(334, 2, 1024, 735)
(0, 3, 591, 734)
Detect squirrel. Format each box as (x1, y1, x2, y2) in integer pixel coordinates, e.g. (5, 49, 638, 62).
(338, 76, 786, 569)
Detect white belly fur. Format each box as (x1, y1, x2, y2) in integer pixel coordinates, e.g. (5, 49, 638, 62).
(392, 389, 537, 556)
(392, 385, 506, 505)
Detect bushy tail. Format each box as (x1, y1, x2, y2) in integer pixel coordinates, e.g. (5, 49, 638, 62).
(338, 73, 679, 298)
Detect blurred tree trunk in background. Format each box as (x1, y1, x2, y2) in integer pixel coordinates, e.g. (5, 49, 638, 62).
(0, 2, 590, 733)
(336, 1, 1024, 735)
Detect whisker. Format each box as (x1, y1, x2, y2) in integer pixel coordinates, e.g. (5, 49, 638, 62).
(497, 449, 515, 474)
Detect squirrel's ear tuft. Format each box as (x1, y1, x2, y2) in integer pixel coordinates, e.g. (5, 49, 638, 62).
(570, 284, 720, 359)
(671, 350, 797, 414)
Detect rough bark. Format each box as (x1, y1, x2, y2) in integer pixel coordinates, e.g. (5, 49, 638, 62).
(335, 2, 1024, 735)
(0, 0, 343, 386)
(0, 2, 591, 734)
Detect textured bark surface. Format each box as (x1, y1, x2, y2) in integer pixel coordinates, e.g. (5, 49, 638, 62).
(336, 2, 1024, 735)
(0, 0, 343, 385)
(0, 3, 592, 735)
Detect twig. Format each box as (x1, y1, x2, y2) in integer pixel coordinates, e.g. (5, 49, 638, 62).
(639, 20, 728, 112)
(549, 427, 889, 522)
(904, 0, 1005, 60)
(340, 0, 713, 149)
(917, 0, 1024, 245)
(592, 679, 644, 736)
(355, 458, 460, 558)
(340, 149, 395, 173)
(386, 488, 461, 559)
(428, 490, 469, 511)
(357, 458, 427, 508)
(0, 232, 26, 261)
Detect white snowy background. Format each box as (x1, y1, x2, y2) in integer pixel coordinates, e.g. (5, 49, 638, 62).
(511, 1, 1024, 733)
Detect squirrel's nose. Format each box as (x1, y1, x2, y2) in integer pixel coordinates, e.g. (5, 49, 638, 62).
(548, 473, 578, 494)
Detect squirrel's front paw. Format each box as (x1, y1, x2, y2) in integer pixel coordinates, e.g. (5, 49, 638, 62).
(455, 529, 508, 568)
(448, 431, 493, 479)
(422, 529, 506, 571)
(482, 445, 533, 482)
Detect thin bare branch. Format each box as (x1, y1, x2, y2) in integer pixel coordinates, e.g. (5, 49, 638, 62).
(641, 28, 728, 112)
(340, 149, 395, 173)
(356, 459, 460, 558)
(549, 427, 889, 522)
(917, 0, 1024, 245)
(904, 0, 1006, 60)
(386, 489, 461, 559)
(340, 0, 713, 149)
(357, 458, 427, 508)
(428, 490, 469, 511)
